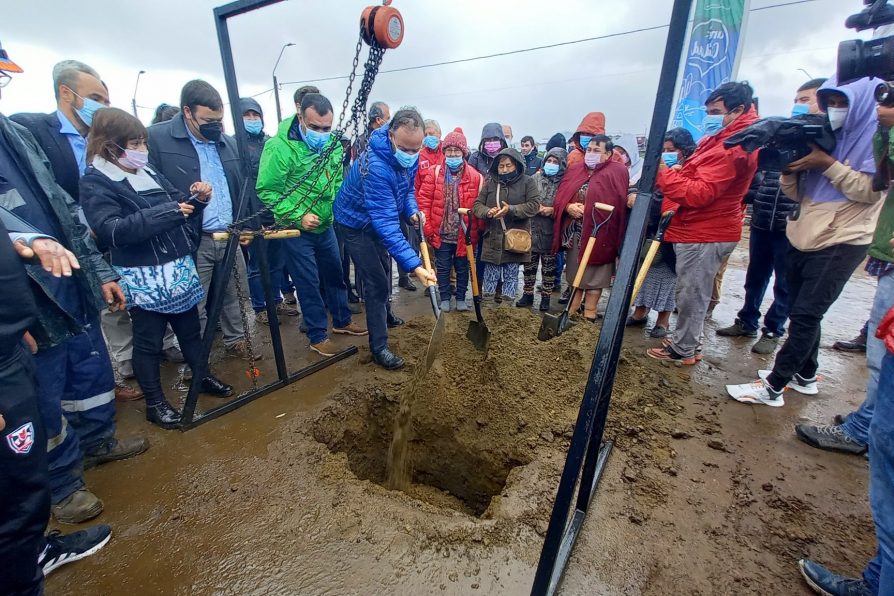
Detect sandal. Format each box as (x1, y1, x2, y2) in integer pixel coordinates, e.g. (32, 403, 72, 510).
(661, 338, 703, 361)
(646, 346, 697, 365)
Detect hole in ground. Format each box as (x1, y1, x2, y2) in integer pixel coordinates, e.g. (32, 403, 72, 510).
(313, 391, 528, 517)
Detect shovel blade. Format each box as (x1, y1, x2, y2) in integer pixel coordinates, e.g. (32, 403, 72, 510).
(538, 311, 570, 341)
(466, 320, 491, 354)
(421, 314, 447, 374)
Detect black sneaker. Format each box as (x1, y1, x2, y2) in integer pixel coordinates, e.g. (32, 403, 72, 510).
(398, 278, 417, 291)
(515, 293, 534, 308)
(558, 288, 572, 305)
(372, 348, 405, 370)
(795, 424, 867, 455)
(833, 332, 868, 353)
(40, 525, 112, 576)
(387, 315, 405, 328)
(716, 319, 758, 338)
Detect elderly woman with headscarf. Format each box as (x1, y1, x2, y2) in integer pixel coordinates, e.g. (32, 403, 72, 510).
(516, 147, 567, 311)
(627, 127, 696, 338)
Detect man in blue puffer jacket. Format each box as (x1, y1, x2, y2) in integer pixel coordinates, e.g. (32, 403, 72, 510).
(335, 107, 436, 370)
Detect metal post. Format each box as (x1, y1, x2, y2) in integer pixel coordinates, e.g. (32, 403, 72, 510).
(131, 70, 145, 118)
(530, 1, 693, 593)
(256, 236, 288, 380)
(273, 42, 294, 123)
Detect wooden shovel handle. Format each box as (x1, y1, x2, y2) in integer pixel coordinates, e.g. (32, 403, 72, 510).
(211, 229, 301, 241)
(593, 202, 615, 213)
(572, 235, 598, 289)
(418, 240, 437, 288)
(466, 244, 480, 298)
(632, 240, 660, 300)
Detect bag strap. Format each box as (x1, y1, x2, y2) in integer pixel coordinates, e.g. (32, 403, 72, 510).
(496, 184, 509, 233)
(435, 164, 441, 179)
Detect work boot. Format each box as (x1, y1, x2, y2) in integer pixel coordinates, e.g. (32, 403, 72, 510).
(83, 436, 150, 470)
(52, 489, 103, 524)
(795, 424, 867, 455)
(162, 346, 185, 363)
(310, 339, 338, 357)
(716, 319, 758, 338)
(40, 524, 112, 576)
(146, 399, 182, 430)
(276, 302, 299, 317)
(398, 276, 417, 291)
(255, 310, 271, 325)
(558, 287, 572, 305)
(283, 291, 297, 305)
(114, 381, 143, 402)
(333, 322, 368, 336)
(515, 293, 534, 308)
(751, 332, 781, 355)
(387, 314, 405, 328)
(798, 559, 871, 596)
(833, 331, 868, 353)
(201, 375, 234, 397)
(225, 340, 262, 361)
(539, 296, 551, 312)
(372, 348, 405, 370)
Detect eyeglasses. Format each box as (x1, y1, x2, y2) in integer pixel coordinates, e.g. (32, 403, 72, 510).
(0, 72, 11, 88)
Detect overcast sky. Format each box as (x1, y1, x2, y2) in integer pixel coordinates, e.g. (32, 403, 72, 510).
(1, 0, 876, 144)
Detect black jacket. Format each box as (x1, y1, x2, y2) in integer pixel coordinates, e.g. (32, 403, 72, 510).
(523, 151, 542, 176)
(0, 220, 38, 359)
(10, 112, 81, 203)
(80, 162, 204, 268)
(748, 169, 794, 232)
(146, 114, 253, 228)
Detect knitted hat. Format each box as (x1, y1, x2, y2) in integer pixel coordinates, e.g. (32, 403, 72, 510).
(442, 127, 469, 157)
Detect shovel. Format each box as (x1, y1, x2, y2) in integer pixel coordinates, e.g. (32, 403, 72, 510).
(416, 236, 446, 375)
(538, 202, 615, 341)
(459, 208, 490, 354)
(631, 210, 675, 300)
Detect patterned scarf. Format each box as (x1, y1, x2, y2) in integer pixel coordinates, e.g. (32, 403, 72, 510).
(440, 169, 461, 242)
(561, 183, 589, 249)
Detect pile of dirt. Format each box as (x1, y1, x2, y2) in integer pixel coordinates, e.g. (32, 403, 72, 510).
(312, 307, 687, 529)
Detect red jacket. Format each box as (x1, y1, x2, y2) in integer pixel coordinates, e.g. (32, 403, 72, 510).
(879, 305, 894, 355)
(415, 146, 444, 194)
(418, 164, 483, 257)
(658, 107, 759, 243)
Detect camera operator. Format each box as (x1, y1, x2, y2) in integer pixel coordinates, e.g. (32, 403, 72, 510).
(726, 76, 886, 406)
(717, 78, 827, 354)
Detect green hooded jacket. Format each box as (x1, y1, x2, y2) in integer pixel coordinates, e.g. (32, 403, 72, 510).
(870, 131, 894, 263)
(256, 116, 344, 234)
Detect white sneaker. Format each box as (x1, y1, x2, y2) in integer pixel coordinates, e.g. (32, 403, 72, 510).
(757, 370, 818, 395)
(726, 379, 785, 407)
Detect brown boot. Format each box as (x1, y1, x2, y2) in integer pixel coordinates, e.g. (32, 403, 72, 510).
(225, 340, 263, 361)
(332, 322, 367, 336)
(310, 339, 338, 357)
(114, 381, 143, 402)
(52, 489, 103, 524)
(83, 437, 150, 470)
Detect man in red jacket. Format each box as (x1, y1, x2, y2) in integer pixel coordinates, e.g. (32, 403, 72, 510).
(647, 82, 759, 364)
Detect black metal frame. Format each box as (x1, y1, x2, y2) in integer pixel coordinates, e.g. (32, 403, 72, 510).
(530, 0, 693, 592)
(179, 0, 357, 429)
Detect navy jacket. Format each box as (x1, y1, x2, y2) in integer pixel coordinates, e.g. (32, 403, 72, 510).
(10, 112, 81, 203)
(147, 114, 253, 228)
(334, 125, 422, 272)
(80, 161, 204, 268)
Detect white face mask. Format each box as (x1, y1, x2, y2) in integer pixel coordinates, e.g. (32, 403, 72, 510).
(827, 107, 848, 131)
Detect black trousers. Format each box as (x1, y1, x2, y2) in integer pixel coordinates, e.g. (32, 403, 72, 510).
(0, 346, 48, 596)
(341, 225, 396, 354)
(767, 243, 868, 390)
(130, 306, 206, 406)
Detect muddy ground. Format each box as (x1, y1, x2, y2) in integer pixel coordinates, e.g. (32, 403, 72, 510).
(51, 239, 877, 595)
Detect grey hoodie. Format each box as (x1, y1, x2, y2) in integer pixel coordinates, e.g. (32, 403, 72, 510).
(468, 122, 507, 176)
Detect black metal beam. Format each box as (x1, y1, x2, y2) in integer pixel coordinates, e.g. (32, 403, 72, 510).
(530, 0, 693, 594)
(213, 0, 284, 21)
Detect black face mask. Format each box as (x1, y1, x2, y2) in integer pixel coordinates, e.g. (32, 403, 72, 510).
(498, 170, 520, 185)
(199, 121, 223, 142)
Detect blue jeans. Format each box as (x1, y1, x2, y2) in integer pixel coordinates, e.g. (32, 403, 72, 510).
(842, 272, 894, 445)
(864, 352, 894, 593)
(34, 316, 115, 503)
(341, 224, 394, 354)
(247, 239, 286, 312)
(435, 243, 469, 302)
(282, 227, 352, 345)
(737, 227, 790, 336)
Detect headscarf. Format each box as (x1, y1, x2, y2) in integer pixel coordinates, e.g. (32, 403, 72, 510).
(546, 133, 566, 152)
(614, 134, 643, 185)
(806, 76, 879, 203)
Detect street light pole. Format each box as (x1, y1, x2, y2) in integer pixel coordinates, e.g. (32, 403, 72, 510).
(131, 70, 146, 118)
(272, 43, 294, 123)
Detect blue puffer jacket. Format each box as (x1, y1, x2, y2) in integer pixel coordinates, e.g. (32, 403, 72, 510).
(334, 125, 422, 272)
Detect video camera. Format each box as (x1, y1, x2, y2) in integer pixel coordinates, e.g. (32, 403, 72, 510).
(838, 0, 894, 104)
(724, 114, 836, 172)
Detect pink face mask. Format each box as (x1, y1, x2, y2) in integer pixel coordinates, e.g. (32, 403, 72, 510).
(584, 152, 603, 169)
(484, 140, 502, 156)
(118, 149, 149, 170)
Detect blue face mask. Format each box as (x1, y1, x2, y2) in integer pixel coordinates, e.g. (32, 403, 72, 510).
(791, 103, 810, 117)
(661, 152, 679, 167)
(423, 135, 439, 150)
(702, 114, 725, 136)
(73, 95, 104, 128)
(244, 119, 263, 135)
(394, 148, 419, 169)
(543, 162, 560, 177)
(578, 135, 592, 149)
(445, 156, 463, 171)
(302, 125, 331, 153)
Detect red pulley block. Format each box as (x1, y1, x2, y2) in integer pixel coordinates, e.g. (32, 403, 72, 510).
(360, 1, 404, 49)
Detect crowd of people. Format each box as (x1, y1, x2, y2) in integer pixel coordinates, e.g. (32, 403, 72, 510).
(1, 34, 893, 595)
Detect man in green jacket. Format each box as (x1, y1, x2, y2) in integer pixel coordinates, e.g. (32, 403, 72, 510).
(256, 93, 366, 356)
(795, 104, 894, 455)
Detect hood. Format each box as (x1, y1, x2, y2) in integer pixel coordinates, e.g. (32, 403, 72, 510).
(614, 134, 643, 184)
(816, 76, 879, 174)
(487, 147, 526, 176)
(239, 97, 264, 122)
(546, 133, 566, 152)
(543, 147, 568, 176)
(478, 122, 507, 152)
(571, 112, 606, 150)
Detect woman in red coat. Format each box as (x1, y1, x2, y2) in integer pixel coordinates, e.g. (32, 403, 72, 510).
(418, 127, 483, 312)
(553, 136, 629, 321)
